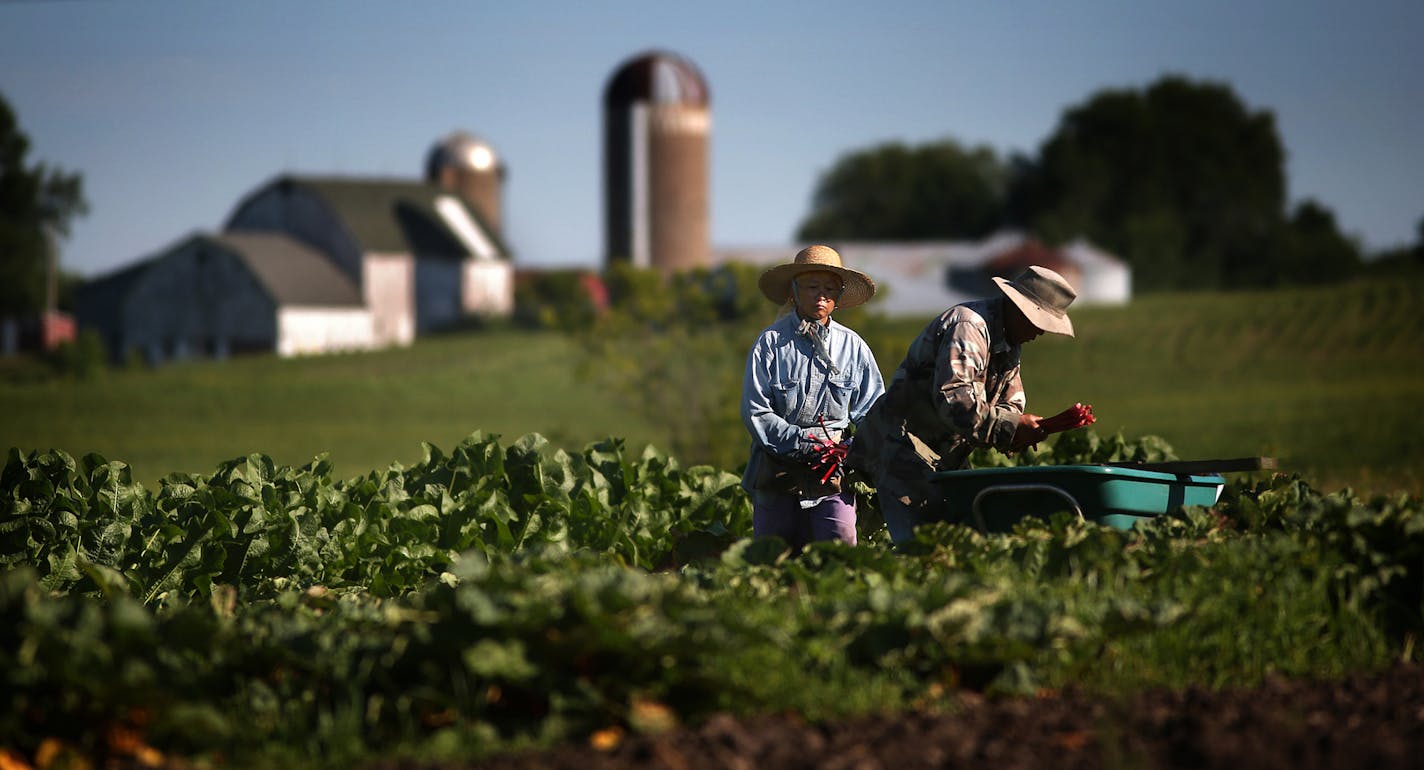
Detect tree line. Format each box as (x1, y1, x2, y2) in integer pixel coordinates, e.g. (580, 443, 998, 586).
(4, 74, 1424, 323)
(797, 75, 1422, 291)
(0, 94, 85, 319)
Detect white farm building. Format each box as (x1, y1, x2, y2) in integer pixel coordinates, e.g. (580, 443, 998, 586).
(77, 134, 514, 365)
(713, 232, 1131, 317)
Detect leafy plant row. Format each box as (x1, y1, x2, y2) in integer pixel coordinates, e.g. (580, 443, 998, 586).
(2, 432, 1422, 768)
(0, 428, 1183, 607)
(2, 432, 751, 604)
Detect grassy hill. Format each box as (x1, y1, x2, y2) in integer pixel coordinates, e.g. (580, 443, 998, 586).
(1, 328, 663, 487)
(860, 278, 1424, 493)
(4, 278, 1422, 493)
(1022, 278, 1422, 492)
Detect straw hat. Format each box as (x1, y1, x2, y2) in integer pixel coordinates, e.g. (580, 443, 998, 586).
(992, 265, 1077, 337)
(758, 245, 876, 309)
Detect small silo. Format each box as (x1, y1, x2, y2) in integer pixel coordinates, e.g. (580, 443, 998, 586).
(603, 50, 711, 273)
(426, 131, 505, 236)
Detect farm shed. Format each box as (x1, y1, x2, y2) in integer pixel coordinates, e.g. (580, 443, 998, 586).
(713, 231, 1132, 317)
(75, 232, 375, 364)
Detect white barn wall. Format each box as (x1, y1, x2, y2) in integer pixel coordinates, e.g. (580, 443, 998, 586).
(462, 260, 514, 317)
(276, 307, 376, 357)
(121, 239, 277, 363)
(1064, 240, 1131, 305)
(363, 254, 415, 347)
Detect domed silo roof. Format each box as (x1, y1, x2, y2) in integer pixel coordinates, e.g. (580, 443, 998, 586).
(424, 131, 502, 182)
(425, 131, 505, 236)
(603, 50, 710, 108)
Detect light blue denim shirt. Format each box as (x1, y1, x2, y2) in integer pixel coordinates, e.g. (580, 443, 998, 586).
(741, 312, 885, 492)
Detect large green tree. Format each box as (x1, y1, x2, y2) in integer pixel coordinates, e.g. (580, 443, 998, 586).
(797, 139, 1007, 242)
(1363, 213, 1424, 276)
(1008, 75, 1362, 291)
(1265, 200, 1363, 286)
(0, 91, 86, 317)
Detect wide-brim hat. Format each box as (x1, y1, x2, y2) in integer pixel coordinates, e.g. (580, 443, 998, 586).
(758, 245, 876, 309)
(992, 265, 1077, 337)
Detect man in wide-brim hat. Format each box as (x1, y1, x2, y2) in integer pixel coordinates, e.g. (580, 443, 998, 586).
(757, 244, 877, 311)
(852, 264, 1081, 544)
(740, 245, 884, 548)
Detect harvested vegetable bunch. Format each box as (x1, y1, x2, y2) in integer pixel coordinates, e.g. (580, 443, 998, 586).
(1040, 402, 1096, 434)
(805, 415, 853, 483)
(808, 434, 851, 483)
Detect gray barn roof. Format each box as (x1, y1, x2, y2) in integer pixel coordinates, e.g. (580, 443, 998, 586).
(211, 232, 362, 307)
(269, 175, 509, 258)
(78, 232, 363, 318)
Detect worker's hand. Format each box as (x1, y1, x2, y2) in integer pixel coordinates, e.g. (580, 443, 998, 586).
(1010, 413, 1047, 451)
(804, 433, 851, 483)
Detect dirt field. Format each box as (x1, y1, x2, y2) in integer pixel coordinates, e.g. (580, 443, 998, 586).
(389, 662, 1424, 770)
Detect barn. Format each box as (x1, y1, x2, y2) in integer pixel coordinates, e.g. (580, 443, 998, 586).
(77, 164, 513, 364)
(226, 174, 512, 342)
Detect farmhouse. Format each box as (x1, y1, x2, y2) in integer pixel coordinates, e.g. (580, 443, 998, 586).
(78, 151, 513, 364)
(714, 232, 1130, 316)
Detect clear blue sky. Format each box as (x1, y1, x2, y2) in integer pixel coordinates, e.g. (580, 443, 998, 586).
(3, 0, 1420, 278)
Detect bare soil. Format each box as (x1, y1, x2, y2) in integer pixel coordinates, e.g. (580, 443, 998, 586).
(379, 662, 1424, 770)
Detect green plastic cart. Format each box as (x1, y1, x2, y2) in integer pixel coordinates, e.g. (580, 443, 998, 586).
(926, 461, 1262, 532)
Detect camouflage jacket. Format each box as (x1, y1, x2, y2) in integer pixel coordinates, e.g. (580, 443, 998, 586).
(876, 297, 1025, 470)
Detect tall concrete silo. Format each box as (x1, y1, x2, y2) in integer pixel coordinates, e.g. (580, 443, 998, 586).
(603, 50, 710, 273)
(426, 131, 504, 235)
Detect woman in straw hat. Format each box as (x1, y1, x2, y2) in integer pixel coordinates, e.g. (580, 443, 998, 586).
(852, 265, 1080, 544)
(740, 245, 884, 548)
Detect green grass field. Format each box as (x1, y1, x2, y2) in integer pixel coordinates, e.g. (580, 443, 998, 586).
(863, 278, 1424, 493)
(4, 279, 1422, 493)
(0, 328, 662, 487)
(1020, 278, 1424, 493)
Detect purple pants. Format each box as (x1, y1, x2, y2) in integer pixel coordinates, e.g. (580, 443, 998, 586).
(752, 490, 858, 548)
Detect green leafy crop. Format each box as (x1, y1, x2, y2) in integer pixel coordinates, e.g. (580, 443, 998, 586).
(2, 432, 1420, 768)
